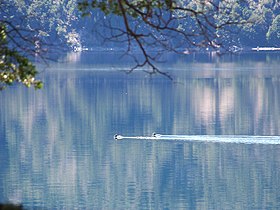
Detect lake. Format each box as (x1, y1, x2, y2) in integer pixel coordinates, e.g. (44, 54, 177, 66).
(1, 52, 280, 209)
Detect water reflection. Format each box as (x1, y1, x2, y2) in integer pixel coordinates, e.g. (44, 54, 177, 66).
(1, 53, 280, 209)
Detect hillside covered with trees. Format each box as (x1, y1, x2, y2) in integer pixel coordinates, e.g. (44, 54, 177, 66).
(0, 0, 280, 88)
(5, 0, 280, 50)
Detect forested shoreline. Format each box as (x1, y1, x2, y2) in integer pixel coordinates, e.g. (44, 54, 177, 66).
(3, 0, 280, 51)
(1, 0, 279, 88)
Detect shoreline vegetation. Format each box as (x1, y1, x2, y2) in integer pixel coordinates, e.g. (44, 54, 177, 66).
(71, 46, 280, 53)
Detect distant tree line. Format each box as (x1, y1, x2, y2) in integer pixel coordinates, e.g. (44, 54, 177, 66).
(0, 0, 280, 88)
(6, 0, 280, 50)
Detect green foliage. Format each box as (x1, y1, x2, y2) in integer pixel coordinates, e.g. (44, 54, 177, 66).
(0, 23, 43, 90)
(0, 0, 81, 90)
(11, 0, 80, 47)
(267, 14, 280, 43)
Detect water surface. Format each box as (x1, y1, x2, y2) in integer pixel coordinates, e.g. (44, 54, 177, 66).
(1, 52, 280, 209)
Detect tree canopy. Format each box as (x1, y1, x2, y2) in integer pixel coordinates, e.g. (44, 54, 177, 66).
(0, 3, 43, 90)
(0, 0, 79, 90)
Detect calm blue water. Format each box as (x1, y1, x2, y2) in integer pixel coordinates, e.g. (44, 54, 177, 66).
(1, 52, 280, 209)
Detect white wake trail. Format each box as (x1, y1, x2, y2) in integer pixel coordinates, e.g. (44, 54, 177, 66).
(114, 133, 280, 144)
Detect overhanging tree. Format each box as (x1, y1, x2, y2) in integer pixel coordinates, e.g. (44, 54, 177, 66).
(78, 0, 256, 78)
(0, 0, 79, 90)
(0, 18, 43, 90)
